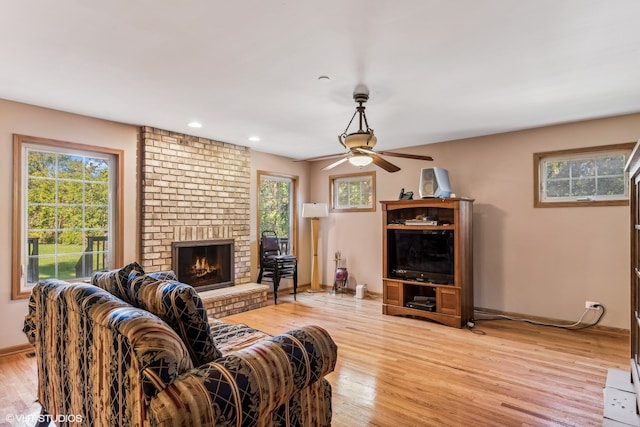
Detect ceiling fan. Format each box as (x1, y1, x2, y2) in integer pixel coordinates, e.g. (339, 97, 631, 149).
(303, 86, 434, 173)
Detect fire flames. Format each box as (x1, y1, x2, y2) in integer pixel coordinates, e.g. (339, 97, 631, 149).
(191, 257, 217, 278)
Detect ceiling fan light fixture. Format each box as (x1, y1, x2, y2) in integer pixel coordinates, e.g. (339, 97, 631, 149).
(348, 154, 373, 167)
(343, 131, 377, 150)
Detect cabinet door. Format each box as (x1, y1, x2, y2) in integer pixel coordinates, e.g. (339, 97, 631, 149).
(438, 287, 460, 316)
(383, 281, 402, 306)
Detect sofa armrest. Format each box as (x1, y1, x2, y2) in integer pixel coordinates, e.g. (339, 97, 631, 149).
(149, 325, 337, 427)
(22, 293, 37, 345)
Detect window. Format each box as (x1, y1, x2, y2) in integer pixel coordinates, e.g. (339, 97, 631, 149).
(534, 143, 634, 207)
(330, 171, 376, 212)
(257, 171, 298, 255)
(12, 134, 123, 299)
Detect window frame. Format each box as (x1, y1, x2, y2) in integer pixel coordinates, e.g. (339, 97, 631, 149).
(256, 170, 299, 256)
(533, 143, 635, 208)
(329, 171, 376, 213)
(12, 134, 124, 299)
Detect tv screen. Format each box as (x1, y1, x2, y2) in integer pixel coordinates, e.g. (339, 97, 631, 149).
(388, 229, 454, 284)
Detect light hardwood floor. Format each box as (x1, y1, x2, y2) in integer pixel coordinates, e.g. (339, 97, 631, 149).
(0, 291, 629, 426)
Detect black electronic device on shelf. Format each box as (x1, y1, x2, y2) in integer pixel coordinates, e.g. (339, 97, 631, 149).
(407, 296, 436, 311)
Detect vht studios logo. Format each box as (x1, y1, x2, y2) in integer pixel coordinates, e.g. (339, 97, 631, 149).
(6, 413, 84, 424)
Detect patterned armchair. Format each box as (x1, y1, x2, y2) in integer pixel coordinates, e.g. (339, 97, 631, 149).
(23, 263, 338, 427)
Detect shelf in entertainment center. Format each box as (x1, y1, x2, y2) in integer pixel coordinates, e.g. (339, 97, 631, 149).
(381, 198, 474, 328)
(384, 277, 454, 287)
(386, 224, 455, 230)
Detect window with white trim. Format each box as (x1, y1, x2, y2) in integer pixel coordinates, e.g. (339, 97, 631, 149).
(534, 143, 634, 207)
(330, 171, 376, 212)
(12, 135, 122, 299)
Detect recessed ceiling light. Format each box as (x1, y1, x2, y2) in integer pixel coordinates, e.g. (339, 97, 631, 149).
(188, 121, 203, 128)
(248, 136, 260, 142)
(318, 75, 330, 82)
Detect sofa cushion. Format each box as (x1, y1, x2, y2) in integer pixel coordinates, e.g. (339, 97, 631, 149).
(145, 270, 178, 281)
(208, 318, 271, 354)
(91, 261, 145, 302)
(128, 271, 222, 365)
(128, 270, 178, 298)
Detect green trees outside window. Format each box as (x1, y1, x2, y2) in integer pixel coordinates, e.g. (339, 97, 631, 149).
(26, 148, 112, 281)
(534, 143, 634, 207)
(258, 174, 295, 255)
(543, 155, 626, 199)
(330, 171, 376, 212)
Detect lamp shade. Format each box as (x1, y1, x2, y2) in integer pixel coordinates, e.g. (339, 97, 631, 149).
(343, 131, 377, 149)
(302, 203, 329, 218)
(349, 154, 373, 167)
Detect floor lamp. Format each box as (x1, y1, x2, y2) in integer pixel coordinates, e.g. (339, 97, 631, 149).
(302, 202, 329, 292)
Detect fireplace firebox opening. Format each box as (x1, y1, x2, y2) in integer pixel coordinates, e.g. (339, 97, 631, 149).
(172, 239, 234, 291)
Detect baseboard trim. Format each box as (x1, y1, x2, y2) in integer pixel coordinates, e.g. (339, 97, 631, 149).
(474, 306, 629, 336)
(273, 284, 379, 297)
(0, 343, 33, 358)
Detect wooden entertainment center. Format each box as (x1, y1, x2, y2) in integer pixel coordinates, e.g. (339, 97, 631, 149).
(381, 198, 473, 328)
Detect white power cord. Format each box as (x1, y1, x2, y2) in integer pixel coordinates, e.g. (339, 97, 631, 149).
(472, 304, 605, 330)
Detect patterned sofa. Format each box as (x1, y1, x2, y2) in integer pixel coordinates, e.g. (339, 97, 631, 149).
(23, 263, 338, 427)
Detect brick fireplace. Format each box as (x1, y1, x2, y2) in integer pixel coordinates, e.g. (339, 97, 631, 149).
(139, 127, 251, 285)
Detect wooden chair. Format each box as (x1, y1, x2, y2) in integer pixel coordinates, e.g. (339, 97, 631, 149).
(257, 231, 297, 304)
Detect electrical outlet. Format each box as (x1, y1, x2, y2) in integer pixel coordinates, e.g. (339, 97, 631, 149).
(585, 300, 600, 309)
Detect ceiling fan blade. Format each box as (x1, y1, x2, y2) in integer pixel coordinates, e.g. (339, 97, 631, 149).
(351, 147, 400, 172)
(354, 147, 376, 155)
(377, 151, 434, 161)
(370, 153, 401, 173)
(294, 152, 346, 162)
(321, 157, 349, 171)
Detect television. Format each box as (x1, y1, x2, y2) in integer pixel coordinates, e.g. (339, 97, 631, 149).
(388, 229, 454, 284)
(419, 167, 451, 198)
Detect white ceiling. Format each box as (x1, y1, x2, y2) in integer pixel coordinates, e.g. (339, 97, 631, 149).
(2, 1, 640, 160)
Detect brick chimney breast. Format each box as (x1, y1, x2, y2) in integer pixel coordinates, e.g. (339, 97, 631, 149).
(139, 127, 251, 284)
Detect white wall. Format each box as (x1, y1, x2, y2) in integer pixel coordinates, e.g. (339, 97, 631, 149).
(0, 99, 139, 349)
(309, 113, 640, 329)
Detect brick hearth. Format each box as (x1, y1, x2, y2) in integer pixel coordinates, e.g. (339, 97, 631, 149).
(199, 283, 268, 318)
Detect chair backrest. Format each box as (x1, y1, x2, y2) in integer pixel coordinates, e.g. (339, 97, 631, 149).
(261, 231, 281, 259)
